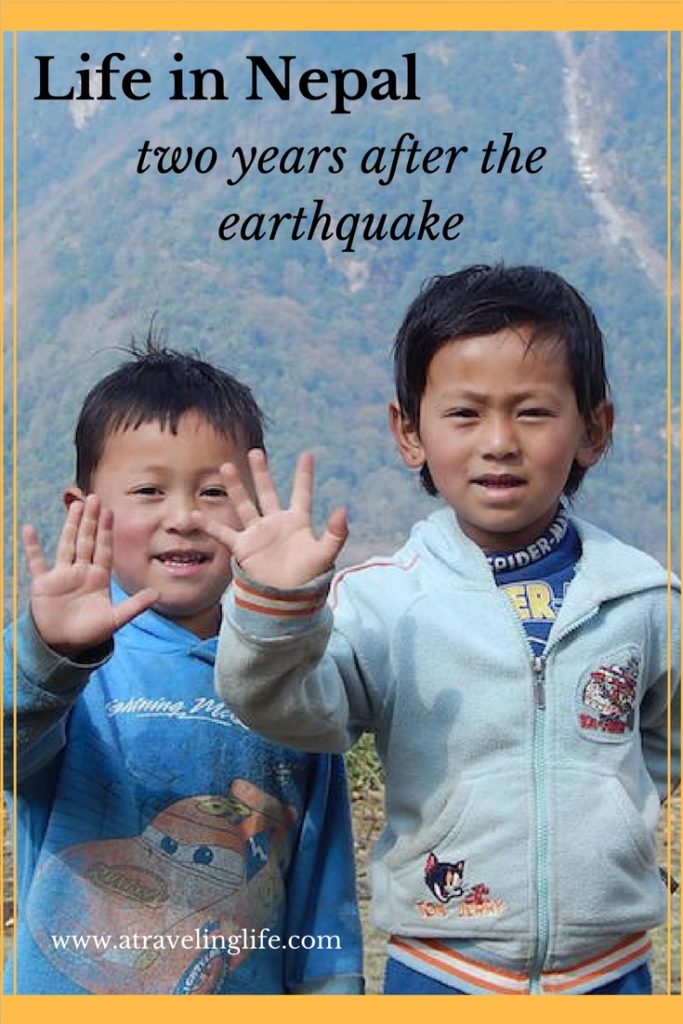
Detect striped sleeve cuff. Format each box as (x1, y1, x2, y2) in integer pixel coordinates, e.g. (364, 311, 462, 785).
(225, 561, 333, 638)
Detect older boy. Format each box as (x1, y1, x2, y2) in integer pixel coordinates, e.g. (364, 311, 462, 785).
(204, 265, 679, 995)
(3, 340, 362, 994)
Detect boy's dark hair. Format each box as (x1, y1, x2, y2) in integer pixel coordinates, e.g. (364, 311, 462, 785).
(393, 263, 610, 498)
(75, 330, 264, 490)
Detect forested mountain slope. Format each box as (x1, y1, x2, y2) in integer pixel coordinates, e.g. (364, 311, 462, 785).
(5, 31, 677, 602)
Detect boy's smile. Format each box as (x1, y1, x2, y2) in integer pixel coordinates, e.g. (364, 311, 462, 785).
(392, 327, 611, 551)
(76, 412, 248, 638)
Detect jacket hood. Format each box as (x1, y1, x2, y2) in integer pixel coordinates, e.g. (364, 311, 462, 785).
(111, 579, 218, 661)
(408, 507, 677, 608)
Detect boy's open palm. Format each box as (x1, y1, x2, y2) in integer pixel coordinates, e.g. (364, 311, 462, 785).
(193, 450, 348, 589)
(23, 495, 158, 657)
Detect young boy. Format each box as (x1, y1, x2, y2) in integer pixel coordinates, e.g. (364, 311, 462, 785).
(203, 265, 680, 995)
(3, 340, 363, 995)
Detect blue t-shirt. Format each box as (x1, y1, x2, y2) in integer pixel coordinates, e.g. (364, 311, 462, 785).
(4, 586, 363, 994)
(487, 507, 581, 658)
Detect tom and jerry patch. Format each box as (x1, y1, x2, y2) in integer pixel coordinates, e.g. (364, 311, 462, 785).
(416, 851, 505, 919)
(577, 646, 641, 739)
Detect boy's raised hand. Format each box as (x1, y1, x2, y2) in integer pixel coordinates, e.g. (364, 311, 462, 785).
(193, 450, 348, 589)
(23, 494, 158, 657)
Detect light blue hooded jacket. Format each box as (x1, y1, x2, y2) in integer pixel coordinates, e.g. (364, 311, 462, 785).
(216, 509, 680, 989)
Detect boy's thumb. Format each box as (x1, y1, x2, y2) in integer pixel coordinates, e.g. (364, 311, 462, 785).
(324, 507, 349, 549)
(114, 587, 159, 631)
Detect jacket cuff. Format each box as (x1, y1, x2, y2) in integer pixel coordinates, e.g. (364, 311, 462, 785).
(225, 560, 333, 639)
(17, 609, 113, 695)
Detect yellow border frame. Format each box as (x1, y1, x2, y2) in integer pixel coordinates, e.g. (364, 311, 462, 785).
(0, 1, 683, 32)
(0, 20, 4, 1022)
(1, 3, 680, 1022)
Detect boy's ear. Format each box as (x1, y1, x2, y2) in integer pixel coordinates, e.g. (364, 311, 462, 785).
(576, 400, 615, 468)
(63, 485, 86, 511)
(389, 401, 425, 469)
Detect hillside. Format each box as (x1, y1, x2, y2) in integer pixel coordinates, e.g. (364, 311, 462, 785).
(4, 30, 679, 599)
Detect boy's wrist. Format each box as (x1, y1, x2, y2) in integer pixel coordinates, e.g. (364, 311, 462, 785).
(225, 559, 332, 639)
(25, 608, 113, 673)
(49, 638, 114, 664)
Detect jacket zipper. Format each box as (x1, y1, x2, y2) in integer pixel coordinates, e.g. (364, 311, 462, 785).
(493, 590, 550, 993)
(528, 609, 599, 993)
(530, 654, 548, 994)
(496, 580, 599, 994)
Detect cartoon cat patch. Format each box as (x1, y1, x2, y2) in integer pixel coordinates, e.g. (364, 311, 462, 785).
(424, 851, 465, 903)
(578, 649, 641, 738)
(417, 852, 504, 919)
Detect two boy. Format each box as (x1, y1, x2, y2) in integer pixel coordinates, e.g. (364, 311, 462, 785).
(3, 342, 363, 994)
(205, 264, 680, 995)
(6, 263, 679, 996)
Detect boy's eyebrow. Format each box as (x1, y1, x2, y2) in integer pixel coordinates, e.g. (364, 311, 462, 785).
(436, 387, 560, 403)
(129, 463, 228, 475)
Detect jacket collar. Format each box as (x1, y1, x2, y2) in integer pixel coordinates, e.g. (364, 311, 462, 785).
(414, 507, 676, 618)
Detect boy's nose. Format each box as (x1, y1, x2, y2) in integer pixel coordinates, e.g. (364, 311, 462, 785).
(481, 416, 521, 459)
(164, 499, 203, 534)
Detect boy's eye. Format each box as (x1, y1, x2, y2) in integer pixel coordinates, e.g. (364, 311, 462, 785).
(201, 487, 228, 498)
(132, 486, 163, 496)
(519, 408, 553, 418)
(447, 408, 478, 419)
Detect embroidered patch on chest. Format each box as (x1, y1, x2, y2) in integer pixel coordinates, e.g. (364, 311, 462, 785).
(578, 649, 641, 737)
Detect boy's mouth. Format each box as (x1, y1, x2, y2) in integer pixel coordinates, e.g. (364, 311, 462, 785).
(473, 474, 526, 489)
(154, 550, 212, 567)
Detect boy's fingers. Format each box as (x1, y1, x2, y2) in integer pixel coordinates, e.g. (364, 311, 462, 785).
(290, 452, 314, 518)
(55, 500, 84, 565)
(248, 449, 281, 515)
(220, 461, 260, 526)
(113, 588, 159, 631)
(92, 507, 114, 571)
(22, 524, 49, 579)
(190, 511, 238, 550)
(74, 494, 100, 564)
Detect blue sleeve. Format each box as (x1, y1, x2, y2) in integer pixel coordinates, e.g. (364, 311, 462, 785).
(283, 753, 364, 994)
(3, 611, 111, 789)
